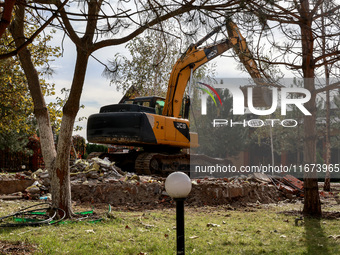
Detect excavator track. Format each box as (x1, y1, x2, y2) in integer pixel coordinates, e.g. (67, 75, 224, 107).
(91, 150, 232, 176)
(133, 152, 232, 176)
(135, 152, 157, 175)
(134, 152, 190, 176)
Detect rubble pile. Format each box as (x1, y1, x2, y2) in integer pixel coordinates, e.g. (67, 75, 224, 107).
(71, 173, 296, 207)
(0, 157, 125, 200)
(25, 181, 49, 200)
(0, 173, 34, 195)
(72, 175, 164, 207)
(188, 177, 283, 206)
(31, 169, 49, 186)
(3, 156, 338, 208)
(69, 157, 124, 185)
(30, 157, 125, 187)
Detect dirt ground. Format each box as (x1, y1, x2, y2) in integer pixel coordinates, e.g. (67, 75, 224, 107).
(0, 241, 37, 255)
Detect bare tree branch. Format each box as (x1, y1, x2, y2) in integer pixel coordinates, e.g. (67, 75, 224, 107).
(314, 81, 340, 95)
(0, 0, 69, 60)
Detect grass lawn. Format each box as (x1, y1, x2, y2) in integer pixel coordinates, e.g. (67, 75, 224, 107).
(0, 200, 339, 254)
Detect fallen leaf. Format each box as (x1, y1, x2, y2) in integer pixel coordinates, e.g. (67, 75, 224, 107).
(328, 235, 340, 239)
(142, 223, 155, 229)
(207, 223, 220, 227)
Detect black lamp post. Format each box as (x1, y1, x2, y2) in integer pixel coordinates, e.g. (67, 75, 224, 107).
(165, 172, 192, 255)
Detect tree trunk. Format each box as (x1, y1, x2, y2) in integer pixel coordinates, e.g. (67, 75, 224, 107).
(321, 3, 331, 192)
(302, 79, 321, 217)
(50, 47, 90, 217)
(9, 4, 57, 170)
(49, 115, 74, 217)
(299, 0, 321, 217)
(323, 83, 331, 191)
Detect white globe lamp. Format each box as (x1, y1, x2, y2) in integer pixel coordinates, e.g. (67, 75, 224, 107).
(165, 171, 192, 198)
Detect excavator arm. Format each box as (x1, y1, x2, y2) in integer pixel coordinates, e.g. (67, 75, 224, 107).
(162, 20, 262, 118)
(226, 20, 262, 80)
(162, 34, 231, 117)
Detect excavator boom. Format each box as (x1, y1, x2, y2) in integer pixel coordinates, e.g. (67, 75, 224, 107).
(162, 39, 232, 117)
(162, 20, 262, 118)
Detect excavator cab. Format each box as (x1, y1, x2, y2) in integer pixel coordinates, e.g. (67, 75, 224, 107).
(100, 96, 165, 115)
(119, 96, 165, 115)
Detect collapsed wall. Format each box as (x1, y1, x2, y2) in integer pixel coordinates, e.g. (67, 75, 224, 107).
(71, 177, 285, 207)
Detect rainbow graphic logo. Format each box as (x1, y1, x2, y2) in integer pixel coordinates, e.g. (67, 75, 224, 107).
(197, 82, 223, 107)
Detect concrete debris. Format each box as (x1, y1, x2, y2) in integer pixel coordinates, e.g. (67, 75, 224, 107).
(69, 157, 124, 185)
(253, 173, 272, 183)
(0, 157, 125, 200)
(31, 169, 50, 188)
(29, 157, 125, 189)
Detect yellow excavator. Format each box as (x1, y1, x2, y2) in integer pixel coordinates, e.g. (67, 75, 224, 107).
(87, 20, 262, 175)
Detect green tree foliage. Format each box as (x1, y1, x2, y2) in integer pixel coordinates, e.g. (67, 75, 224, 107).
(0, 20, 61, 153)
(106, 26, 216, 97)
(71, 135, 86, 159)
(0, 55, 34, 152)
(85, 143, 108, 158)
